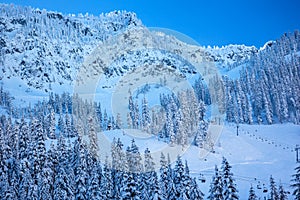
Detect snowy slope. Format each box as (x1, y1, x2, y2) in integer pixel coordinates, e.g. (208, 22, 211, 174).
(97, 123, 300, 199)
(0, 4, 142, 94)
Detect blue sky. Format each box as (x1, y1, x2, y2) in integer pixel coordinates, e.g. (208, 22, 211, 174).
(1, 0, 300, 47)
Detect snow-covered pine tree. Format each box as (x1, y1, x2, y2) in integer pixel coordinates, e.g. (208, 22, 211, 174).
(143, 148, 162, 199)
(182, 160, 193, 199)
(126, 139, 143, 198)
(45, 142, 58, 199)
(194, 120, 208, 148)
(159, 152, 169, 199)
(126, 139, 143, 173)
(208, 165, 223, 200)
(87, 161, 102, 199)
(142, 96, 151, 132)
(278, 183, 287, 200)
(38, 156, 54, 200)
(269, 175, 278, 200)
(128, 91, 135, 128)
(134, 100, 140, 129)
(95, 102, 103, 130)
(58, 113, 65, 134)
(18, 159, 34, 199)
(65, 111, 73, 137)
(291, 164, 300, 200)
(173, 156, 185, 198)
(101, 156, 114, 199)
(120, 155, 140, 200)
(166, 105, 175, 145)
(177, 111, 188, 146)
(74, 139, 88, 200)
(10, 120, 19, 160)
(221, 157, 238, 199)
(190, 177, 204, 200)
(47, 109, 56, 139)
(116, 112, 122, 129)
(54, 135, 74, 200)
(127, 112, 132, 129)
(54, 163, 74, 200)
(103, 109, 108, 130)
(18, 117, 29, 160)
(248, 185, 257, 200)
(88, 115, 99, 159)
(35, 119, 46, 174)
(111, 138, 127, 198)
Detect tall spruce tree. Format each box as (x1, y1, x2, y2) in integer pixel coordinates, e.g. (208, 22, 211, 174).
(208, 165, 223, 200)
(221, 157, 238, 199)
(291, 164, 300, 200)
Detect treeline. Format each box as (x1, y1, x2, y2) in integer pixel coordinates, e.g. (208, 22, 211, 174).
(0, 112, 297, 200)
(0, 89, 299, 199)
(0, 111, 205, 199)
(127, 89, 209, 148)
(223, 31, 300, 125)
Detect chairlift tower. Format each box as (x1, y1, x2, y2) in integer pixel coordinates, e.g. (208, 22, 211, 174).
(296, 145, 300, 163)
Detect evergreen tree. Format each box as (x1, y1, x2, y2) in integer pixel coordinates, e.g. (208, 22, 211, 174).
(291, 164, 300, 200)
(221, 157, 238, 199)
(74, 140, 88, 200)
(88, 116, 99, 159)
(18, 117, 29, 160)
(134, 100, 140, 129)
(54, 136, 73, 200)
(142, 96, 151, 132)
(144, 148, 162, 200)
(173, 156, 185, 198)
(45, 142, 58, 199)
(120, 171, 140, 200)
(208, 165, 223, 200)
(126, 139, 143, 173)
(19, 159, 34, 199)
(103, 109, 108, 130)
(159, 153, 169, 200)
(177, 111, 188, 146)
(182, 160, 193, 199)
(116, 112, 122, 129)
(58, 113, 65, 133)
(47, 109, 56, 139)
(101, 157, 114, 199)
(111, 138, 126, 199)
(38, 158, 54, 200)
(166, 106, 175, 145)
(248, 185, 257, 200)
(128, 91, 135, 128)
(278, 183, 287, 200)
(166, 154, 176, 200)
(194, 120, 208, 148)
(54, 164, 74, 200)
(35, 119, 46, 174)
(269, 175, 278, 200)
(87, 161, 102, 199)
(65, 111, 72, 137)
(190, 177, 204, 200)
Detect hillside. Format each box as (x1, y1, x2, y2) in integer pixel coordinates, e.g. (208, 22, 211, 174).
(0, 3, 299, 200)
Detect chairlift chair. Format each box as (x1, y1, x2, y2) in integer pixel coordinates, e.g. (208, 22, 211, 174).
(199, 174, 206, 183)
(263, 184, 268, 193)
(257, 181, 262, 190)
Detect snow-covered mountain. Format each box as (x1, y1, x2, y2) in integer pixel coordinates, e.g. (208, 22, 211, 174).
(0, 4, 141, 91)
(0, 3, 259, 94)
(204, 44, 258, 68)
